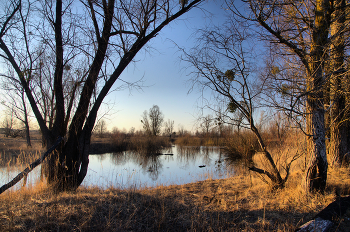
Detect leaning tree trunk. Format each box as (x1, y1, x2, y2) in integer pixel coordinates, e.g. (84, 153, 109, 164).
(303, 0, 329, 193)
(249, 124, 285, 189)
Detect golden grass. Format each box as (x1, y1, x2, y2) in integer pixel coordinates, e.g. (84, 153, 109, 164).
(90, 134, 172, 154)
(0, 151, 41, 168)
(0, 130, 44, 151)
(175, 135, 226, 147)
(1, 166, 349, 232)
(0, 131, 44, 168)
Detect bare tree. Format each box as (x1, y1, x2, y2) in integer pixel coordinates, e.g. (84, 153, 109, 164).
(177, 124, 186, 136)
(164, 119, 174, 136)
(2, 108, 17, 137)
(141, 105, 164, 136)
(94, 119, 107, 138)
(0, 0, 202, 191)
(1, 78, 32, 146)
(141, 110, 151, 135)
(182, 25, 292, 189)
(200, 114, 213, 135)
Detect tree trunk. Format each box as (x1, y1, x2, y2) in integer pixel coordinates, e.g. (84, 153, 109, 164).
(329, 0, 348, 167)
(22, 90, 31, 147)
(24, 119, 31, 147)
(303, 0, 329, 193)
(42, 0, 115, 191)
(304, 109, 328, 193)
(43, 132, 90, 191)
(250, 125, 284, 188)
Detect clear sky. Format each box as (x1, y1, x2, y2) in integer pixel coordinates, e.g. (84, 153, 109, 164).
(0, 0, 230, 133)
(100, 1, 228, 132)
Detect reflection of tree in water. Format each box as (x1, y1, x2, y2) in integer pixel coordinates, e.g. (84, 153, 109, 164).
(109, 152, 129, 166)
(105, 145, 236, 183)
(162, 146, 173, 154)
(138, 154, 163, 181)
(96, 153, 107, 162)
(201, 147, 211, 166)
(125, 151, 164, 181)
(176, 146, 201, 165)
(176, 146, 223, 169)
(109, 150, 164, 181)
(214, 148, 227, 173)
(223, 151, 246, 175)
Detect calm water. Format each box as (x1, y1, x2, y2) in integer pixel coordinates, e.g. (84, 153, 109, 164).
(0, 145, 234, 190)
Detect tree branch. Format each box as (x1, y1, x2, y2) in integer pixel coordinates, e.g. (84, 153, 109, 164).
(110, 30, 140, 36)
(0, 0, 21, 38)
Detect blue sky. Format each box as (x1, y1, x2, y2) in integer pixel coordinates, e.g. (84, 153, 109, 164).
(0, 0, 231, 133)
(101, 1, 228, 132)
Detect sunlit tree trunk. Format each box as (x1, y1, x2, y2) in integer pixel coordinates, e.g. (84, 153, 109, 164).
(329, 0, 349, 166)
(303, 0, 330, 193)
(250, 0, 330, 193)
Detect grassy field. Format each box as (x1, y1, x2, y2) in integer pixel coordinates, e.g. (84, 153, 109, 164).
(1, 132, 350, 231)
(1, 168, 350, 231)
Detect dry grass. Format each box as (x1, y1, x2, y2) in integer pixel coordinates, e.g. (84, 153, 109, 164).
(0, 131, 44, 167)
(1, 166, 350, 232)
(175, 135, 226, 147)
(90, 135, 172, 154)
(0, 131, 44, 152)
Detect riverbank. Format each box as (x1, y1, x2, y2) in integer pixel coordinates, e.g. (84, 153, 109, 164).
(1, 167, 350, 231)
(0, 133, 172, 162)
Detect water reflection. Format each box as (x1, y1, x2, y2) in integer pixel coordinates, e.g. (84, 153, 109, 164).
(0, 165, 41, 190)
(0, 145, 236, 190)
(82, 145, 234, 189)
(109, 151, 164, 181)
(0, 152, 43, 190)
(176, 146, 201, 164)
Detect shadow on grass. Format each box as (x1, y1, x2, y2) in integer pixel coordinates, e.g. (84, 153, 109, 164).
(0, 187, 314, 232)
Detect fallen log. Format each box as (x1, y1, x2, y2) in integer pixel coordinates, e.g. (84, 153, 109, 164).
(0, 137, 63, 194)
(296, 195, 350, 232)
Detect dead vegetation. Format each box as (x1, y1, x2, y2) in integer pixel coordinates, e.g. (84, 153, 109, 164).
(0, 166, 350, 231)
(1, 130, 350, 231)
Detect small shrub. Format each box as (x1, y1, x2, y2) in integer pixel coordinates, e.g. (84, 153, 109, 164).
(175, 135, 202, 146)
(128, 136, 171, 155)
(224, 130, 260, 161)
